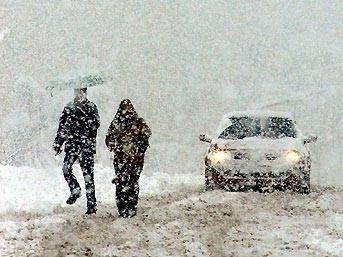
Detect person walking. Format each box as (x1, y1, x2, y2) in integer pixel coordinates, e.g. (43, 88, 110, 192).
(105, 99, 151, 218)
(53, 88, 100, 215)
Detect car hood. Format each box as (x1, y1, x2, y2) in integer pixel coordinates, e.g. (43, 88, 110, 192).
(211, 137, 304, 151)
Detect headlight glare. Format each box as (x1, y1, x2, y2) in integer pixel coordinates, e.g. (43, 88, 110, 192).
(208, 148, 231, 164)
(284, 150, 301, 163)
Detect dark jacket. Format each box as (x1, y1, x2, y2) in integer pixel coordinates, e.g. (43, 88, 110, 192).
(105, 99, 151, 164)
(54, 99, 100, 154)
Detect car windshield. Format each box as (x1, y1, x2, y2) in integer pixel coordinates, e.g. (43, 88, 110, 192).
(218, 117, 261, 139)
(218, 116, 296, 139)
(263, 117, 296, 138)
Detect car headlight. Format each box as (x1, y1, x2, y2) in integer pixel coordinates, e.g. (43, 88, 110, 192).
(208, 148, 231, 164)
(284, 150, 301, 163)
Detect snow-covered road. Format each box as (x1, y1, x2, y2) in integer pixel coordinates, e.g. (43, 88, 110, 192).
(0, 166, 342, 257)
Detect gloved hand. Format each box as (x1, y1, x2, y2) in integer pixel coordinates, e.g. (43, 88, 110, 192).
(53, 143, 62, 155)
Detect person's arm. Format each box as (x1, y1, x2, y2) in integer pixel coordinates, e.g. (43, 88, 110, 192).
(53, 107, 68, 154)
(105, 119, 119, 151)
(85, 104, 100, 132)
(140, 119, 152, 139)
(94, 106, 100, 130)
(134, 118, 151, 154)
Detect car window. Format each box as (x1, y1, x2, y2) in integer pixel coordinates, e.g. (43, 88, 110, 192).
(263, 117, 296, 138)
(218, 117, 261, 139)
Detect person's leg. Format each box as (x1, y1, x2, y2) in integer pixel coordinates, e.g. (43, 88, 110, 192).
(116, 183, 128, 218)
(113, 165, 123, 216)
(114, 163, 132, 217)
(126, 177, 138, 217)
(80, 151, 97, 214)
(115, 189, 125, 217)
(132, 175, 140, 207)
(113, 167, 123, 216)
(127, 162, 143, 217)
(62, 152, 81, 204)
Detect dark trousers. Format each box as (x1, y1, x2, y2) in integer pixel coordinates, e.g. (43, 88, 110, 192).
(63, 151, 96, 208)
(113, 161, 143, 217)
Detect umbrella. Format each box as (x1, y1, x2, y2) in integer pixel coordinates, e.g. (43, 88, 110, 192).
(46, 57, 111, 93)
(46, 73, 106, 92)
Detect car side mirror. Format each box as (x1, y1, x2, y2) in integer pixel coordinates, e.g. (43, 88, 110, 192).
(303, 135, 317, 144)
(199, 134, 213, 143)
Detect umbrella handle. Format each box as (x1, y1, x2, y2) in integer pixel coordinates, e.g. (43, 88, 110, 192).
(49, 86, 54, 97)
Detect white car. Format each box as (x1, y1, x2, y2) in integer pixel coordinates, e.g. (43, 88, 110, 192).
(199, 111, 317, 193)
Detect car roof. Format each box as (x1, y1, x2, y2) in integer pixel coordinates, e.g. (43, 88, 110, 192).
(223, 110, 294, 119)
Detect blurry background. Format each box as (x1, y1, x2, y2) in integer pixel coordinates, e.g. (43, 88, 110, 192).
(0, 0, 342, 186)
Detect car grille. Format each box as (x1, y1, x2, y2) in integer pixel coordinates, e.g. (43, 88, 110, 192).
(265, 153, 278, 161)
(233, 150, 250, 160)
(230, 151, 280, 161)
(224, 170, 288, 179)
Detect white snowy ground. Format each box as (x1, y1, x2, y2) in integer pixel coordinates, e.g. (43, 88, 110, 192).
(0, 165, 342, 257)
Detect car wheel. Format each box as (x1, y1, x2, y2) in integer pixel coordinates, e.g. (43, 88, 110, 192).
(295, 159, 311, 194)
(205, 167, 218, 191)
(297, 172, 310, 194)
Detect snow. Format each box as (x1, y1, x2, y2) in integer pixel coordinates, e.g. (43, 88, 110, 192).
(0, 27, 10, 42)
(223, 110, 295, 120)
(0, 165, 203, 214)
(212, 137, 304, 151)
(1, 165, 342, 256)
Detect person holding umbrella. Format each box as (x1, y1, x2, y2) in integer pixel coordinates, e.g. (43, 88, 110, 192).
(53, 87, 100, 215)
(105, 99, 151, 218)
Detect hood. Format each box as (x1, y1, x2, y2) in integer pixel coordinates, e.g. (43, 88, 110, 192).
(114, 99, 139, 124)
(211, 137, 303, 151)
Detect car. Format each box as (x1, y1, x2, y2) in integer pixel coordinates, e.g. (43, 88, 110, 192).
(199, 111, 317, 193)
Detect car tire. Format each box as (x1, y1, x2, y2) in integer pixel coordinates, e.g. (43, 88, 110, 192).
(297, 172, 310, 194)
(205, 167, 218, 191)
(295, 159, 311, 194)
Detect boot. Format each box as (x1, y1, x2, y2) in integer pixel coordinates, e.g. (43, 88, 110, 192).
(66, 193, 81, 205)
(85, 205, 97, 215)
(118, 207, 128, 218)
(127, 208, 137, 218)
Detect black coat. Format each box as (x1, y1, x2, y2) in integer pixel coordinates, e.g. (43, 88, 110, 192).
(54, 99, 100, 154)
(105, 99, 151, 165)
